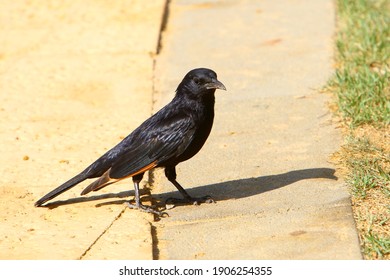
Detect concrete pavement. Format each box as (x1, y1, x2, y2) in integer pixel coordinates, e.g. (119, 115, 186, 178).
(0, 0, 361, 259)
(0, 0, 166, 259)
(152, 0, 362, 259)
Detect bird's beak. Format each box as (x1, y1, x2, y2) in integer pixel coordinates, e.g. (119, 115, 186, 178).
(205, 79, 226, 91)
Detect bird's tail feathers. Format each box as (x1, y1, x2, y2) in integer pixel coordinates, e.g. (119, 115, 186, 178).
(34, 173, 87, 207)
(80, 170, 117, 195)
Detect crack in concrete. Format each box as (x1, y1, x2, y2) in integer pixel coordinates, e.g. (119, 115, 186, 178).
(151, 224, 160, 260)
(81, 0, 172, 260)
(148, 0, 171, 260)
(78, 207, 127, 260)
(156, 0, 171, 55)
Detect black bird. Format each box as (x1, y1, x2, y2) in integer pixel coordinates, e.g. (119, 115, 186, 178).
(35, 68, 226, 216)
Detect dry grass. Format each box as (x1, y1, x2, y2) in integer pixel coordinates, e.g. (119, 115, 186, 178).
(328, 0, 390, 259)
(332, 126, 390, 259)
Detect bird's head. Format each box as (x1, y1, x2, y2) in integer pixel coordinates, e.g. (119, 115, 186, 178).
(176, 68, 226, 98)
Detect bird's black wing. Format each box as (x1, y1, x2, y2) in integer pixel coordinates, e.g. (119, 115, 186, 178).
(109, 114, 197, 179)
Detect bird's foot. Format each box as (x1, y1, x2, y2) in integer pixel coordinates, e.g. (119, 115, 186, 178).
(125, 201, 168, 217)
(165, 195, 215, 207)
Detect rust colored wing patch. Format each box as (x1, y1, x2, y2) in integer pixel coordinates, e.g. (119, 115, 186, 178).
(80, 161, 158, 195)
(81, 170, 116, 195)
(129, 160, 158, 177)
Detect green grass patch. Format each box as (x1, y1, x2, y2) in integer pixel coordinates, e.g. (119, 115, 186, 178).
(329, 0, 390, 128)
(329, 0, 390, 259)
(363, 230, 390, 258)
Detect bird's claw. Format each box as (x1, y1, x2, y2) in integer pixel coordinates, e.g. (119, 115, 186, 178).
(125, 201, 168, 217)
(165, 195, 215, 207)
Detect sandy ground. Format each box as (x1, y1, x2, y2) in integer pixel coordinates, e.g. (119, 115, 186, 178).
(0, 0, 165, 259)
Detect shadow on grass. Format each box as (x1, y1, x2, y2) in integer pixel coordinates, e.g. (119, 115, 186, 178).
(42, 167, 337, 209)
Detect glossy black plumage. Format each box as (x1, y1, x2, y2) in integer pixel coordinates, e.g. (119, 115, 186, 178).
(35, 68, 226, 215)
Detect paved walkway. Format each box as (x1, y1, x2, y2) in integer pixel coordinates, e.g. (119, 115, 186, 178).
(152, 0, 362, 259)
(0, 0, 361, 259)
(0, 0, 165, 259)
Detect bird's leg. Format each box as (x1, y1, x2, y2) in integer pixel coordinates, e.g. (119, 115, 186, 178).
(125, 174, 167, 217)
(165, 167, 215, 205)
(168, 179, 215, 205)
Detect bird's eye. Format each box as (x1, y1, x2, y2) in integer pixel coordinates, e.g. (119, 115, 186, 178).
(193, 77, 200, 84)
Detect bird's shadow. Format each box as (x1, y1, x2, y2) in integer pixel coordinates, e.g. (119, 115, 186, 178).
(157, 167, 337, 204)
(43, 168, 337, 209)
